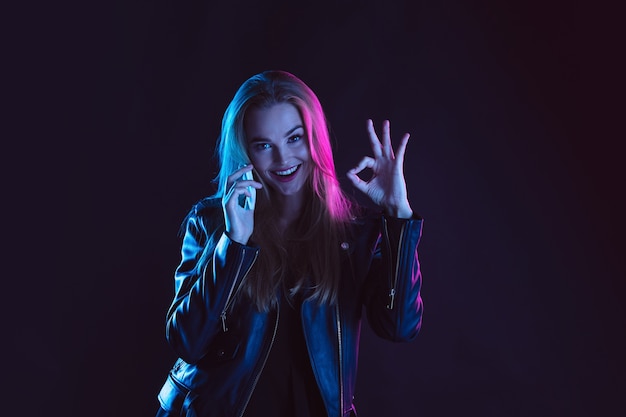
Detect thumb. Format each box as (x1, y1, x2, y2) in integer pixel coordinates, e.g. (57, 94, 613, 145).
(346, 170, 368, 194)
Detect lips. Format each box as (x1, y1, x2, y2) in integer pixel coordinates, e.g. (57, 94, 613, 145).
(271, 164, 300, 182)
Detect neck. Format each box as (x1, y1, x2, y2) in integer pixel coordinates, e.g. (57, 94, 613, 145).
(274, 190, 307, 233)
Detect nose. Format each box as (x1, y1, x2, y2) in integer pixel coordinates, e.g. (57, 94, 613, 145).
(272, 143, 290, 164)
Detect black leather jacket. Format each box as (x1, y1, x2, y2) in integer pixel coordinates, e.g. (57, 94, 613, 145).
(158, 197, 424, 417)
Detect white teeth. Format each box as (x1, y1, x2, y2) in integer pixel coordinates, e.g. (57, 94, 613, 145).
(275, 165, 299, 176)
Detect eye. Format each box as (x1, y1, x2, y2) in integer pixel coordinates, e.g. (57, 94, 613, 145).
(253, 142, 271, 151)
(288, 135, 302, 143)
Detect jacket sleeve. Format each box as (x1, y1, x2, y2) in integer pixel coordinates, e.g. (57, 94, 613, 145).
(363, 214, 424, 342)
(165, 204, 259, 364)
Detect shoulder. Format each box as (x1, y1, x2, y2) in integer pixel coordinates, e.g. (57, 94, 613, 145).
(344, 204, 384, 243)
(178, 196, 224, 237)
(349, 204, 384, 226)
(190, 196, 222, 217)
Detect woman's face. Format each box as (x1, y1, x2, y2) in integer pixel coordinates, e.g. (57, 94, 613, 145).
(244, 102, 312, 202)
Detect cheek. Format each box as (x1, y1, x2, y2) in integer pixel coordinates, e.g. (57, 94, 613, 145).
(249, 152, 268, 169)
(298, 144, 312, 162)
(300, 148, 313, 176)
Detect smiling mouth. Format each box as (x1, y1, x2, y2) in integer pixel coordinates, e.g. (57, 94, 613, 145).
(272, 164, 300, 177)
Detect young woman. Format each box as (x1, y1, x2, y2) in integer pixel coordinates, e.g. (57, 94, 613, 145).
(156, 70, 424, 417)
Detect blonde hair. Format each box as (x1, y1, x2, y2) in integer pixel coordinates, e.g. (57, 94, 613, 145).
(212, 70, 355, 310)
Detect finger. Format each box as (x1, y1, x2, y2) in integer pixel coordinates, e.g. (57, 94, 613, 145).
(226, 164, 254, 190)
(395, 132, 410, 164)
(238, 180, 263, 189)
(382, 120, 393, 158)
(346, 170, 369, 194)
(224, 180, 242, 203)
(347, 156, 375, 193)
(348, 156, 375, 176)
(225, 184, 256, 210)
(366, 119, 383, 158)
(229, 164, 253, 180)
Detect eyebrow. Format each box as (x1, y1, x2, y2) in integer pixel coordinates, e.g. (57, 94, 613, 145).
(248, 125, 304, 143)
(284, 125, 304, 137)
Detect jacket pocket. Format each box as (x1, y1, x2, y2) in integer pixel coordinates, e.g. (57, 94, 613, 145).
(206, 332, 241, 364)
(158, 374, 198, 417)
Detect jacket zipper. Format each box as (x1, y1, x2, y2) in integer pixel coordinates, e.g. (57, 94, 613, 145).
(220, 247, 258, 332)
(336, 302, 344, 417)
(384, 217, 406, 310)
(237, 303, 280, 417)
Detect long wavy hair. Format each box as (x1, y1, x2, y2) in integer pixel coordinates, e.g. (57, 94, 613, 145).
(210, 70, 355, 311)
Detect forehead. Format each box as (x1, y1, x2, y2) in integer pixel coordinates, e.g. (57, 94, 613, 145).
(244, 103, 303, 139)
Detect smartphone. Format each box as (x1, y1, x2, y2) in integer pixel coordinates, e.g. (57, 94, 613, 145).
(240, 170, 256, 210)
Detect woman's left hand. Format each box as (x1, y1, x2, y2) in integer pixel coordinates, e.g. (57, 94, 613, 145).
(347, 119, 413, 219)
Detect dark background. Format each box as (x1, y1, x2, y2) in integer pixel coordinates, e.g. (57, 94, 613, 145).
(8, 0, 624, 416)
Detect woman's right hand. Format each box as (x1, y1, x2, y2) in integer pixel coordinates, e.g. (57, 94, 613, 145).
(222, 165, 262, 245)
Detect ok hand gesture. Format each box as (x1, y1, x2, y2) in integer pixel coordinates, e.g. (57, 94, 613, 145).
(347, 119, 413, 219)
